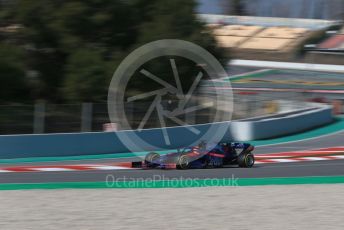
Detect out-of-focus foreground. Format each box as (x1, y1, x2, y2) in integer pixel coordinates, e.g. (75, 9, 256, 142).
(1, 185, 343, 230)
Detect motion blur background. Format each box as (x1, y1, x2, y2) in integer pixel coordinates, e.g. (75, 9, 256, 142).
(0, 0, 343, 134)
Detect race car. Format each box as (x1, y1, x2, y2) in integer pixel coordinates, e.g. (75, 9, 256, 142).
(138, 142, 255, 169)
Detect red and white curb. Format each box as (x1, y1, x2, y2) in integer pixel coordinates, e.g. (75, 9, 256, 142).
(255, 146, 344, 164)
(0, 163, 137, 173)
(255, 155, 344, 164)
(0, 146, 343, 173)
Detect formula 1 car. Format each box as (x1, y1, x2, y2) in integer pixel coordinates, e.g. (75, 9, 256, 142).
(137, 142, 255, 169)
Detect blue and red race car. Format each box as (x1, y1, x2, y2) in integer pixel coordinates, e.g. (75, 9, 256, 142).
(136, 142, 255, 169)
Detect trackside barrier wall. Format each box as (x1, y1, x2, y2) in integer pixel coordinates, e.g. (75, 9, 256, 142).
(0, 122, 232, 159)
(198, 14, 340, 30)
(0, 103, 333, 159)
(230, 104, 333, 141)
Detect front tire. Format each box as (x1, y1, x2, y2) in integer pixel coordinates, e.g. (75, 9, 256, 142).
(176, 155, 190, 169)
(237, 152, 255, 168)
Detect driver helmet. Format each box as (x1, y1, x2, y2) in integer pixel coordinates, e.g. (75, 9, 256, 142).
(220, 142, 230, 152)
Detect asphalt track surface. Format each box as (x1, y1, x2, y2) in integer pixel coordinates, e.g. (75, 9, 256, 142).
(254, 129, 344, 154)
(0, 130, 343, 184)
(0, 160, 343, 184)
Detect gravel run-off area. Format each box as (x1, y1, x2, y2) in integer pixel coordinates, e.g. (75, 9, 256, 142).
(0, 184, 343, 230)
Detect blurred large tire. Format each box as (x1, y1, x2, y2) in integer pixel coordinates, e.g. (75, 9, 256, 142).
(237, 152, 255, 168)
(145, 152, 160, 163)
(176, 154, 190, 169)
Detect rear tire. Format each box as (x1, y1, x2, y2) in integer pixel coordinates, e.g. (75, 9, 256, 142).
(237, 152, 255, 168)
(145, 152, 160, 163)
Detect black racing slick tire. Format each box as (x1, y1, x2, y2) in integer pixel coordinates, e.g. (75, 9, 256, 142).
(176, 154, 190, 169)
(145, 152, 160, 163)
(237, 152, 255, 168)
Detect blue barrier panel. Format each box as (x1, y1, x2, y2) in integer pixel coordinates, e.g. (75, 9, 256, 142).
(0, 105, 333, 159)
(0, 122, 232, 159)
(231, 106, 333, 141)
